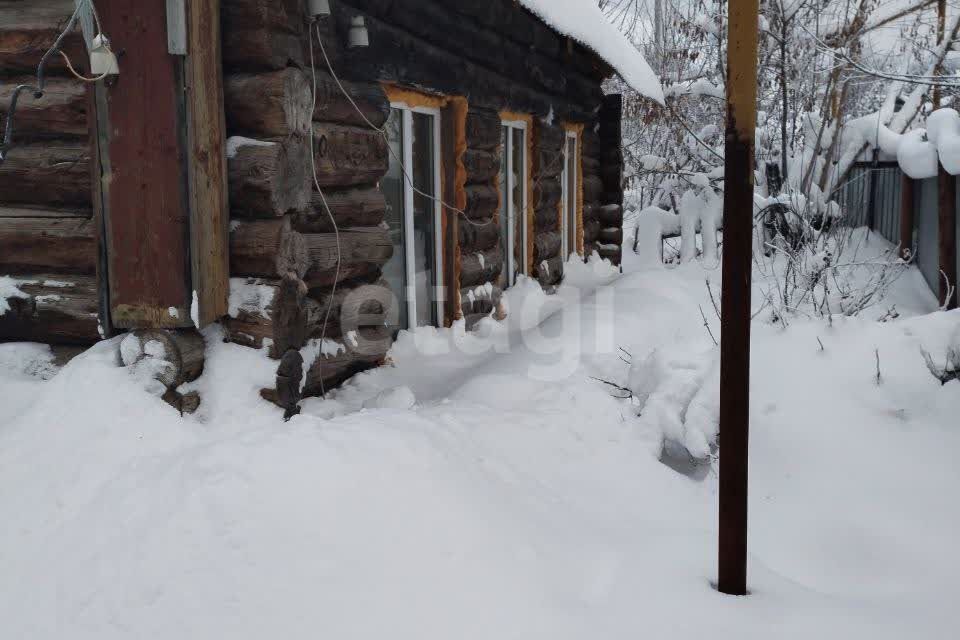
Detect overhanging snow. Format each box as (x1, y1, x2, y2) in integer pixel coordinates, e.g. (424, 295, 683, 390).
(517, 0, 665, 104)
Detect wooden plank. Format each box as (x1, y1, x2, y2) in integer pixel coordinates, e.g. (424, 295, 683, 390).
(186, 0, 230, 326)
(94, 0, 192, 329)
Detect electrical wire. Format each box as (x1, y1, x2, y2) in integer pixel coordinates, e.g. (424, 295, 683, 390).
(1, 0, 107, 162)
(309, 21, 344, 397)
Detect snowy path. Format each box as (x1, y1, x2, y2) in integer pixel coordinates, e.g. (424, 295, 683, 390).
(1, 246, 958, 638)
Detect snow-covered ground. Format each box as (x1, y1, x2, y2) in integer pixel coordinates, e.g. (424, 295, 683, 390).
(1, 229, 958, 639)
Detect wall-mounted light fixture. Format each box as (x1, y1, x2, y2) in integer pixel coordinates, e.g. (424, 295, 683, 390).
(348, 15, 369, 48)
(307, 0, 331, 18)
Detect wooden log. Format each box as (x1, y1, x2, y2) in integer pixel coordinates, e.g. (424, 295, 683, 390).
(223, 277, 279, 350)
(537, 123, 565, 152)
(303, 226, 394, 274)
(313, 72, 390, 129)
(312, 123, 389, 188)
(221, 0, 304, 35)
(465, 184, 499, 221)
(119, 329, 205, 389)
(597, 244, 621, 265)
(225, 69, 313, 137)
(533, 231, 561, 262)
(302, 333, 389, 397)
(459, 216, 499, 252)
(224, 274, 336, 353)
(534, 178, 561, 210)
(466, 109, 502, 151)
(598, 204, 624, 227)
(0, 217, 95, 275)
(535, 255, 563, 286)
(599, 227, 624, 246)
(228, 136, 310, 218)
(0, 143, 90, 207)
(0, 0, 86, 76)
(0, 274, 99, 345)
(460, 283, 502, 317)
(308, 278, 395, 340)
(230, 218, 310, 279)
(271, 348, 304, 419)
(534, 206, 559, 232)
(292, 185, 386, 232)
(220, 3, 305, 73)
(537, 147, 565, 179)
(460, 246, 503, 287)
(0, 204, 91, 218)
(272, 272, 310, 356)
(583, 218, 602, 244)
(463, 149, 500, 184)
(0, 78, 86, 139)
(583, 174, 605, 203)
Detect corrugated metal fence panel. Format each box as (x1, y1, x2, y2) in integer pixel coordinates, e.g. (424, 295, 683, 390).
(838, 164, 902, 244)
(874, 166, 902, 245)
(838, 165, 870, 227)
(916, 177, 940, 293)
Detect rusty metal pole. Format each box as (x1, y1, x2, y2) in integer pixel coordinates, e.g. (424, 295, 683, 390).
(935, 0, 957, 309)
(718, 0, 760, 597)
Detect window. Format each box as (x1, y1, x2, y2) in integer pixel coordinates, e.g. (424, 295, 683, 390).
(382, 103, 444, 331)
(561, 130, 580, 259)
(499, 119, 528, 288)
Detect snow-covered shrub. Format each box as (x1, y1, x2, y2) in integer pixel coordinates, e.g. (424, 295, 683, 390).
(753, 193, 909, 321)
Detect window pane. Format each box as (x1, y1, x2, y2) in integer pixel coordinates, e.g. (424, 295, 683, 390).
(412, 111, 437, 327)
(567, 136, 578, 257)
(499, 125, 510, 288)
(512, 127, 525, 279)
(382, 108, 407, 330)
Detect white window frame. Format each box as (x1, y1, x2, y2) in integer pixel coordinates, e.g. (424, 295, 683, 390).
(561, 129, 580, 259)
(501, 119, 529, 286)
(391, 101, 445, 328)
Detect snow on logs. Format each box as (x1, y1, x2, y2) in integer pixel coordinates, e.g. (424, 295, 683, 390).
(119, 329, 205, 414)
(0, 275, 99, 345)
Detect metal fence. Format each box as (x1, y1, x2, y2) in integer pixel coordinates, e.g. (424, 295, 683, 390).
(837, 162, 958, 296)
(836, 162, 902, 246)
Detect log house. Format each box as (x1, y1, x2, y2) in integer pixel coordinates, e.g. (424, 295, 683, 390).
(0, 0, 657, 415)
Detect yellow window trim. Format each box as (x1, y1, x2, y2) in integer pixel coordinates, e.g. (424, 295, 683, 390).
(562, 122, 585, 257)
(381, 83, 468, 327)
(499, 111, 535, 277)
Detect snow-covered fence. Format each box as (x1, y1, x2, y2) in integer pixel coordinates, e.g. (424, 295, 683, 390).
(838, 161, 959, 298)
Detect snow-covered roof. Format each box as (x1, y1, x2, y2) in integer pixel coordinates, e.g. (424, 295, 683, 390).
(517, 0, 664, 104)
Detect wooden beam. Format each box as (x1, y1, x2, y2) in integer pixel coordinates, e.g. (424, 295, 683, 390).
(718, 0, 760, 597)
(186, 0, 230, 326)
(93, 0, 192, 330)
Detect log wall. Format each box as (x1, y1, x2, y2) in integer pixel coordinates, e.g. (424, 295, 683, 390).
(1, 0, 626, 416)
(0, 0, 99, 347)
